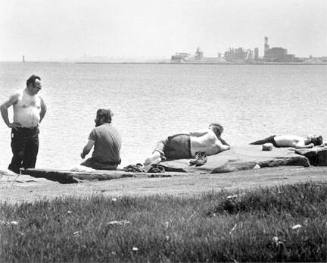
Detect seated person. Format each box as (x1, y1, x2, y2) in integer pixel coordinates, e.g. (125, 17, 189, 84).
(144, 123, 230, 165)
(250, 134, 323, 149)
(80, 109, 122, 170)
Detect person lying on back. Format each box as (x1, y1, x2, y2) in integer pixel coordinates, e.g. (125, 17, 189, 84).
(144, 123, 230, 166)
(250, 134, 323, 149)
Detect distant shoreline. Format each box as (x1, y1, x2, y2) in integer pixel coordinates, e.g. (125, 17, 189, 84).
(1, 61, 327, 65)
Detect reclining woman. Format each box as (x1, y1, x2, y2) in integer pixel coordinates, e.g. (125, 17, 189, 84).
(144, 123, 230, 166)
(250, 134, 323, 149)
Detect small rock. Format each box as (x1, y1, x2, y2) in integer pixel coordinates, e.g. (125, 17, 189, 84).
(262, 143, 273, 151)
(107, 220, 130, 226)
(291, 224, 302, 230)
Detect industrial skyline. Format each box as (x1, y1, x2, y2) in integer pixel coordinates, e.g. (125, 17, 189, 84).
(171, 36, 327, 64)
(12, 36, 327, 64)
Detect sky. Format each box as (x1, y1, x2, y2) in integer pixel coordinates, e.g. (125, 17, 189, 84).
(0, 0, 326, 61)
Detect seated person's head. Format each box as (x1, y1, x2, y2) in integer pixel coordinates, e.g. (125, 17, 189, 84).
(209, 123, 224, 138)
(310, 135, 323, 146)
(95, 108, 113, 126)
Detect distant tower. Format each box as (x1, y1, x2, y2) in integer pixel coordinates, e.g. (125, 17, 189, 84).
(254, 48, 259, 60)
(195, 47, 203, 60)
(264, 37, 269, 57)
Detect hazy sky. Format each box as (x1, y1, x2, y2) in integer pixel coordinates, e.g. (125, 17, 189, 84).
(0, 0, 326, 61)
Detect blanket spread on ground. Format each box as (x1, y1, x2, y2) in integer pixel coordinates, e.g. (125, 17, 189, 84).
(159, 145, 312, 174)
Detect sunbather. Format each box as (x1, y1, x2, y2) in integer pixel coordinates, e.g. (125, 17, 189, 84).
(144, 123, 230, 166)
(250, 134, 323, 149)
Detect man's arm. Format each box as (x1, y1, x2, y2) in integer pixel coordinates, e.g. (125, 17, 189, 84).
(219, 137, 230, 146)
(39, 97, 47, 123)
(0, 94, 21, 129)
(189, 131, 207, 137)
(292, 142, 314, 149)
(220, 144, 230, 152)
(81, 139, 95, 159)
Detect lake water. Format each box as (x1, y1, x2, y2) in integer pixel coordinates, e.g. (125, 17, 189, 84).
(0, 62, 326, 169)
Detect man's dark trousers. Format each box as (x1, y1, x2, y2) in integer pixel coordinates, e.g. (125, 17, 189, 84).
(8, 127, 39, 174)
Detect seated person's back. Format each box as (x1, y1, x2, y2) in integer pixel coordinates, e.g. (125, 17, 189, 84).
(80, 108, 121, 170)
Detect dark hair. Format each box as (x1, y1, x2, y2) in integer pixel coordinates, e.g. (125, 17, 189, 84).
(311, 135, 323, 146)
(26, 75, 41, 86)
(209, 123, 224, 138)
(96, 109, 113, 123)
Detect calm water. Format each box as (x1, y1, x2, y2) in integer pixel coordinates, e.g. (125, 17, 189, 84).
(1, 63, 327, 169)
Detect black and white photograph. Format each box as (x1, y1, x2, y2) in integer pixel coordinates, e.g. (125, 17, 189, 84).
(0, 0, 326, 261)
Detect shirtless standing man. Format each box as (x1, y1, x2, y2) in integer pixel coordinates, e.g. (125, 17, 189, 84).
(144, 123, 230, 165)
(0, 75, 47, 173)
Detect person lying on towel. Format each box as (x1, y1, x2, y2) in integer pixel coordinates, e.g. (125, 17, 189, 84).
(250, 134, 323, 149)
(144, 123, 230, 166)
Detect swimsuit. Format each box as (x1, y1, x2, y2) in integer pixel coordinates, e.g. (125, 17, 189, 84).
(250, 135, 278, 147)
(154, 133, 192, 160)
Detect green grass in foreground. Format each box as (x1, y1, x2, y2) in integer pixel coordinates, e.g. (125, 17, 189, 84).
(1, 182, 327, 262)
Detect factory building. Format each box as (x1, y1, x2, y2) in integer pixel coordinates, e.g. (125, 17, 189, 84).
(224, 47, 248, 62)
(194, 47, 203, 60)
(224, 47, 256, 63)
(171, 47, 225, 63)
(263, 37, 297, 62)
(170, 36, 311, 64)
(171, 52, 191, 63)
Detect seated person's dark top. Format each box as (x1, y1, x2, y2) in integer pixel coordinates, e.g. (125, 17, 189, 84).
(89, 123, 121, 164)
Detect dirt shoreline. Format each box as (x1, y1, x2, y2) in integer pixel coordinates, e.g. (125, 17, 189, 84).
(1, 166, 327, 204)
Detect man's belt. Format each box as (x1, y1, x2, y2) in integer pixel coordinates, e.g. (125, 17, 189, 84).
(18, 126, 39, 131)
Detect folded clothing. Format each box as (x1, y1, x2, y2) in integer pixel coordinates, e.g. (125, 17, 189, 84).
(123, 163, 166, 173)
(147, 164, 165, 173)
(123, 163, 145, 172)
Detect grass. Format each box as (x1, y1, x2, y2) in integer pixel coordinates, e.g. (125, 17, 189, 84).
(0, 182, 327, 262)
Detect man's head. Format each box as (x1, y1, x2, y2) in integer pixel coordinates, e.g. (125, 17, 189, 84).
(209, 123, 224, 138)
(309, 135, 323, 146)
(95, 108, 113, 126)
(26, 75, 42, 95)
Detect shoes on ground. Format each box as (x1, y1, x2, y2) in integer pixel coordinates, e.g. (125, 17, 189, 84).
(189, 152, 207, 167)
(147, 164, 165, 173)
(123, 163, 145, 172)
